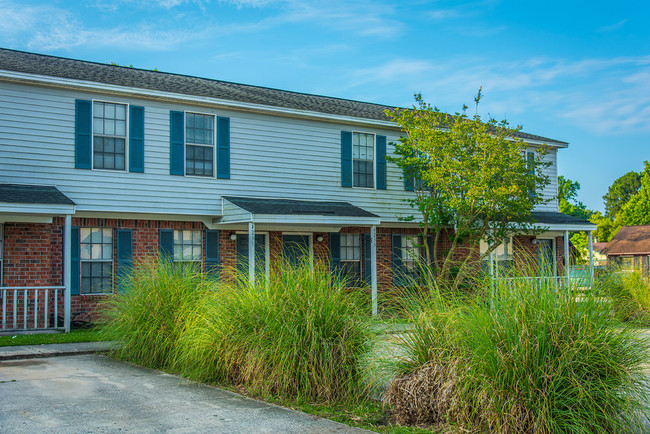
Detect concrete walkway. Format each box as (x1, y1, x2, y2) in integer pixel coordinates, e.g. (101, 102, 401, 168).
(0, 351, 369, 433)
(0, 341, 115, 360)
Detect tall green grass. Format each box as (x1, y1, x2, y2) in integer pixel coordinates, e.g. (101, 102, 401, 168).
(384, 266, 650, 433)
(175, 259, 372, 402)
(603, 270, 650, 325)
(101, 257, 372, 403)
(100, 259, 213, 370)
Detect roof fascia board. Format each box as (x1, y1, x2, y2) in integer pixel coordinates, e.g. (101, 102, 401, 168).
(252, 214, 381, 226)
(532, 222, 597, 232)
(0, 203, 74, 215)
(0, 70, 399, 130)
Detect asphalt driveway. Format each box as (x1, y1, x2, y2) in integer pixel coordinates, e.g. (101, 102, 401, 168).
(0, 354, 368, 433)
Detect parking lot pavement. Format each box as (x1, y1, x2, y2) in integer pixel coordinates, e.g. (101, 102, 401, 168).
(0, 354, 369, 433)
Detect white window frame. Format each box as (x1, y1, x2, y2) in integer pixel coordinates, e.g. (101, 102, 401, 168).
(340, 234, 362, 284)
(92, 100, 129, 172)
(184, 111, 216, 178)
(173, 229, 203, 264)
(79, 227, 114, 295)
(352, 131, 376, 189)
(402, 235, 420, 278)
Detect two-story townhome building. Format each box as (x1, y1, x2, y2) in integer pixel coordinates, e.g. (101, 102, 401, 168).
(0, 48, 596, 331)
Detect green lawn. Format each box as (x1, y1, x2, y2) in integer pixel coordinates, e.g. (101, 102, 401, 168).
(0, 328, 106, 347)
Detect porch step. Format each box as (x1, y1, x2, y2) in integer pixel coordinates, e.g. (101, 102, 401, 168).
(0, 341, 116, 361)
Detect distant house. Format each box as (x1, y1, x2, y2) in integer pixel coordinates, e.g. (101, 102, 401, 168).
(602, 225, 650, 274)
(592, 242, 608, 265)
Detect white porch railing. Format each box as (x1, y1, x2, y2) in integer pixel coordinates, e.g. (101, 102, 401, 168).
(1, 286, 66, 331)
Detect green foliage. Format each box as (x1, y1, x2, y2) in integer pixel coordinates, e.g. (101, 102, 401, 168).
(386, 92, 550, 289)
(558, 175, 593, 220)
(100, 260, 213, 370)
(0, 328, 106, 347)
(383, 265, 650, 433)
(603, 270, 650, 324)
(604, 170, 641, 218)
(616, 161, 650, 226)
(175, 259, 371, 402)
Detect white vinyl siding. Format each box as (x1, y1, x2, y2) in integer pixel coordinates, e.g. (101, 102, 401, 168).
(0, 81, 561, 220)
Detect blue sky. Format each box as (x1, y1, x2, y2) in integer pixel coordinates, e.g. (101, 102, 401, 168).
(1, 0, 649, 212)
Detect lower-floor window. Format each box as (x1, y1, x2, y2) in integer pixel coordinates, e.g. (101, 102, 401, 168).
(402, 236, 420, 279)
(340, 234, 361, 284)
(174, 230, 202, 263)
(0, 223, 3, 286)
(80, 227, 113, 294)
(480, 236, 514, 273)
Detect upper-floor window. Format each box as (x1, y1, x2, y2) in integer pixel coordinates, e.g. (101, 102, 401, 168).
(174, 230, 203, 262)
(185, 112, 215, 177)
(93, 102, 127, 171)
(353, 132, 374, 188)
(80, 227, 113, 294)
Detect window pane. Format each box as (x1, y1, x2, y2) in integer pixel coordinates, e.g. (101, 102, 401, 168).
(115, 104, 126, 120)
(91, 229, 102, 243)
(105, 103, 115, 118)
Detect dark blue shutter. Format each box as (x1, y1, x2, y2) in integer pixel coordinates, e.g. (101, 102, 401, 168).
(217, 116, 230, 179)
(329, 233, 340, 273)
(364, 234, 372, 284)
(341, 131, 352, 187)
(427, 234, 434, 265)
(75, 100, 92, 169)
(159, 229, 174, 260)
(527, 151, 535, 175)
(392, 234, 404, 286)
(205, 230, 220, 276)
(170, 111, 184, 175)
(404, 171, 414, 191)
(70, 226, 80, 295)
(376, 135, 387, 190)
(129, 106, 145, 173)
(116, 229, 133, 292)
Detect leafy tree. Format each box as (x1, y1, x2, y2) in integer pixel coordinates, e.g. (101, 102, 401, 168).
(603, 171, 641, 218)
(616, 162, 650, 226)
(386, 92, 550, 289)
(558, 176, 592, 220)
(591, 211, 617, 243)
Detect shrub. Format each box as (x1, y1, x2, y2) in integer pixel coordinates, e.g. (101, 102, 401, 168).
(100, 259, 213, 370)
(384, 270, 650, 433)
(175, 259, 372, 402)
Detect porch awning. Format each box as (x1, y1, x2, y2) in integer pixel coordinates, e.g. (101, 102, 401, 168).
(530, 211, 596, 232)
(219, 196, 381, 229)
(0, 184, 75, 222)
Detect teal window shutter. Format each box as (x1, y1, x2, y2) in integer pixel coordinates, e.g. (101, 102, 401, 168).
(376, 135, 387, 190)
(404, 170, 414, 191)
(159, 229, 174, 260)
(426, 234, 434, 266)
(329, 233, 341, 273)
(527, 151, 535, 175)
(116, 229, 133, 292)
(70, 226, 80, 295)
(217, 116, 230, 179)
(205, 230, 220, 276)
(129, 106, 145, 173)
(75, 100, 92, 169)
(392, 234, 405, 286)
(170, 111, 184, 175)
(341, 131, 352, 187)
(364, 234, 372, 284)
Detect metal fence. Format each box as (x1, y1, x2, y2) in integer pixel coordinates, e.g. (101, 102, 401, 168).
(1, 286, 66, 331)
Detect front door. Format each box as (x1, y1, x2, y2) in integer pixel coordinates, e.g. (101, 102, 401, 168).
(236, 234, 267, 276)
(282, 235, 310, 267)
(537, 239, 554, 275)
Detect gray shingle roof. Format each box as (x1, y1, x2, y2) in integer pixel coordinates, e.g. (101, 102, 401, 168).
(0, 48, 567, 146)
(224, 196, 378, 218)
(0, 184, 75, 205)
(530, 211, 593, 225)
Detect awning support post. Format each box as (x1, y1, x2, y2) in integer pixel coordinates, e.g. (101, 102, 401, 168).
(588, 230, 594, 288)
(63, 214, 71, 333)
(371, 225, 377, 317)
(248, 222, 255, 286)
(564, 230, 570, 289)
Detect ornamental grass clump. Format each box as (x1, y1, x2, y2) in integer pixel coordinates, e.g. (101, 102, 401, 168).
(175, 259, 372, 402)
(384, 266, 650, 433)
(603, 269, 650, 325)
(100, 259, 214, 370)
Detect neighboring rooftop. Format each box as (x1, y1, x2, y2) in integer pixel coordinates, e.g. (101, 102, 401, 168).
(601, 225, 650, 256)
(0, 183, 75, 205)
(0, 48, 567, 146)
(224, 196, 378, 218)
